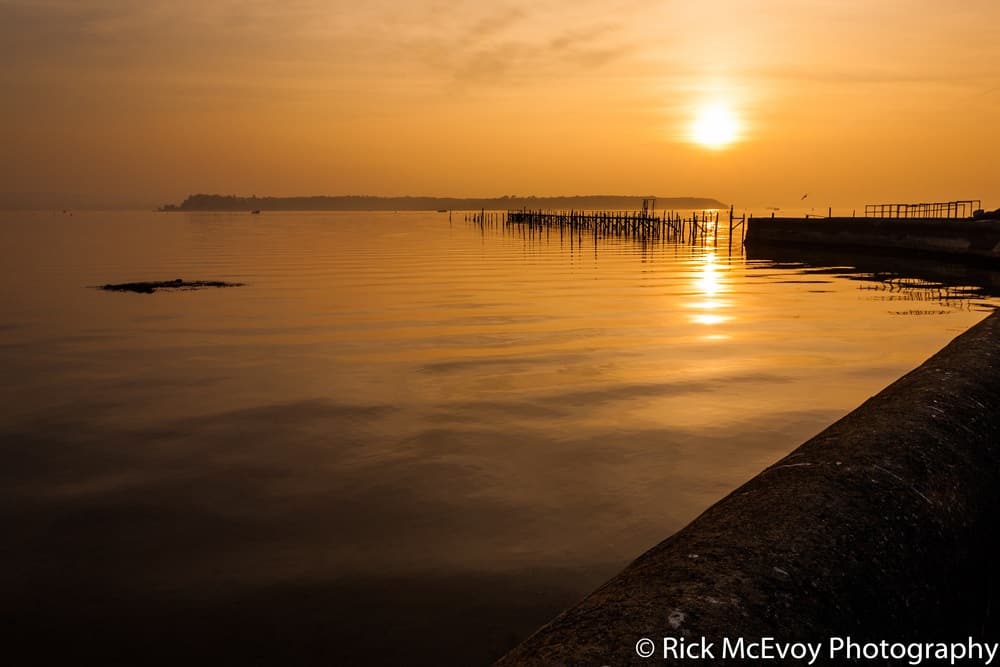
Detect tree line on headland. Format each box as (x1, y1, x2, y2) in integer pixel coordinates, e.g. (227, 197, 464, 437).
(159, 194, 727, 212)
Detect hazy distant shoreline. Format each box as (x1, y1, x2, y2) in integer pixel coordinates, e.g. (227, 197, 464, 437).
(159, 194, 728, 212)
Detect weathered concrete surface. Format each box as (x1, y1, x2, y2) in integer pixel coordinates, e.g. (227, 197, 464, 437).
(745, 217, 1000, 263)
(497, 310, 1000, 665)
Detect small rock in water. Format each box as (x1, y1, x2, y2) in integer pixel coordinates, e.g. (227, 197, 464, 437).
(98, 279, 244, 294)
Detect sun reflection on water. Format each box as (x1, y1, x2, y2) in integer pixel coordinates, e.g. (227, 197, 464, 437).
(690, 252, 731, 331)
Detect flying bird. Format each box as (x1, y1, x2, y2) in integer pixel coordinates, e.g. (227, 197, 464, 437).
(800, 193, 809, 200)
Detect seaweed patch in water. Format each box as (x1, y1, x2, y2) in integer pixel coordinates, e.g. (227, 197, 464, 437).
(97, 279, 245, 294)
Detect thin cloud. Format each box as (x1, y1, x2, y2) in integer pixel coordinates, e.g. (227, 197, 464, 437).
(747, 64, 973, 87)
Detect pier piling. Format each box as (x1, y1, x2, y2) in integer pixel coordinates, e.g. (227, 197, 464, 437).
(463, 207, 746, 252)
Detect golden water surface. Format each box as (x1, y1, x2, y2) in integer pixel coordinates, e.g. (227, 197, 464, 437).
(1, 210, 997, 664)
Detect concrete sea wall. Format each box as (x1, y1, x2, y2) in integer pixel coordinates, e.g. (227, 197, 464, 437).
(497, 310, 1000, 665)
(744, 217, 1000, 262)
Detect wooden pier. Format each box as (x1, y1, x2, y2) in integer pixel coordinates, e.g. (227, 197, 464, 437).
(465, 206, 747, 249)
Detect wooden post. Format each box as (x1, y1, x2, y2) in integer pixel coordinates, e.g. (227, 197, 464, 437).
(728, 206, 734, 253)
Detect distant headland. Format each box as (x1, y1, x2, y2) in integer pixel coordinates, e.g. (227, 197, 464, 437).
(159, 194, 728, 212)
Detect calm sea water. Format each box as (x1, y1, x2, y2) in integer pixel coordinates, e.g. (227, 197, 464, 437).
(1, 210, 998, 664)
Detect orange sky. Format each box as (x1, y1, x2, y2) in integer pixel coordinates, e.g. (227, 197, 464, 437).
(2, 0, 999, 208)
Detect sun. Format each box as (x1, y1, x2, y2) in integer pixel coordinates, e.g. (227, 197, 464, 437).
(690, 104, 739, 149)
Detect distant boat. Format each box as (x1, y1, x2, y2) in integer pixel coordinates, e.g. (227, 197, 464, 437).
(437, 209, 448, 213)
(251, 209, 261, 215)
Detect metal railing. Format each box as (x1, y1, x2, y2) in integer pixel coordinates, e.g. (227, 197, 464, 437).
(864, 200, 981, 219)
